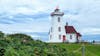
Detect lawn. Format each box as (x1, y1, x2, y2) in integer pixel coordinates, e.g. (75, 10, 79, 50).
(49, 43, 100, 56)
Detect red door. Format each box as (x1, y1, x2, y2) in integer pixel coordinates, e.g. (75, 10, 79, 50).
(63, 35, 66, 42)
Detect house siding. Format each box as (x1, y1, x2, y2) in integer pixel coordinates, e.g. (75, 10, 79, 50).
(66, 33, 77, 43)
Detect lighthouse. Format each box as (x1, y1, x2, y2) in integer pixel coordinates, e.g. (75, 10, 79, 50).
(49, 7, 66, 42)
(48, 8, 82, 43)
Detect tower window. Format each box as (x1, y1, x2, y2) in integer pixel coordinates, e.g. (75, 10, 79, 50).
(70, 35, 72, 39)
(58, 27, 61, 32)
(59, 35, 61, 40)
(51, 27, 52, 32)
(50, 35, 52, 40)
(58, 17, 60, 22)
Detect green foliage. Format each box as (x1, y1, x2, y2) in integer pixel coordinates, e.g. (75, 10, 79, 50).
(0, 31, 5, 39)
(0, 31, 100, 56)
(0, 31, 69, 56)
(50, 43, 100, 56)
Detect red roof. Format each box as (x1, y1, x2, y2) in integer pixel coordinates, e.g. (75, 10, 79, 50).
(65, 26, 77, 33)
(65, 26, 82, 37)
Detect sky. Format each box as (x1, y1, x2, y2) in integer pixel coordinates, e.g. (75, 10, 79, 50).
(0, 0, 100, 41)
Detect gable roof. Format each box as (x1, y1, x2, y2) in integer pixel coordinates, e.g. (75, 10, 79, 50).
(65, 26, 77, 33)
(65, 26, 82, 37)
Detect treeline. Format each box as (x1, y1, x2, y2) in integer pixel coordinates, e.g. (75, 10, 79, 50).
(0, 31, 74, 56)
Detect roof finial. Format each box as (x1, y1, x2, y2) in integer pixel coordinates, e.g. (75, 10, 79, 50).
(56, 5, 59, 9)
(54, 5, 60, 12)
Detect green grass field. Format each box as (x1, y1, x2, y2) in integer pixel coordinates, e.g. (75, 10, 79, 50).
(0, 31, 100, 56)
(49, 43, 100, 56)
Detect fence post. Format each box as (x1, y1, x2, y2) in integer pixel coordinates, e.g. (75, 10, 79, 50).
(82, 44, 85, 56)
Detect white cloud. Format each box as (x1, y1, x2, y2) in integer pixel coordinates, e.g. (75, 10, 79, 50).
(0, 0, 100, 35)
(9, 7, 35, 15)
(81, 28, 100, 35)
(0, 20, 50, 33)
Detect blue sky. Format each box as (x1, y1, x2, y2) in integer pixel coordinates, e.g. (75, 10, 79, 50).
(0, 0, 100, 41)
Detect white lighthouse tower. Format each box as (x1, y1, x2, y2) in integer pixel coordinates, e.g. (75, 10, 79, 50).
(49, 7, 66, 43)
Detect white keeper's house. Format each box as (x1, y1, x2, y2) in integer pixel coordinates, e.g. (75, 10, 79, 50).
(49, 7, 81, 43)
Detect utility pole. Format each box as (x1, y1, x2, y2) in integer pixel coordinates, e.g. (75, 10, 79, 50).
(82, 43, 85, 56)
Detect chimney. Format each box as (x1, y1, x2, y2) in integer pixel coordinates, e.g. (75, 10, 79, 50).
(66, 22, 68, 26)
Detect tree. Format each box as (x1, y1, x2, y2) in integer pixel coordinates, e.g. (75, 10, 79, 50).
(0, 31, 5, 40)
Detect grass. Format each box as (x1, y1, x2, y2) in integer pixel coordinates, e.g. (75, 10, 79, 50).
(49, 43, 100, 56)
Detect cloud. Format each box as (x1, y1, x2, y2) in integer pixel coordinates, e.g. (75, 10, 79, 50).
(0, 0, 100, 36)
(81, 28, 100, 35)
(0, 20, 50, 33)
(11, 7, 36, 15)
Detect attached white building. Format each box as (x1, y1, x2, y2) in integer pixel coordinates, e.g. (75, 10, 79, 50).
(65, 25, 81, 43)
(49, 8, 81, 43)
